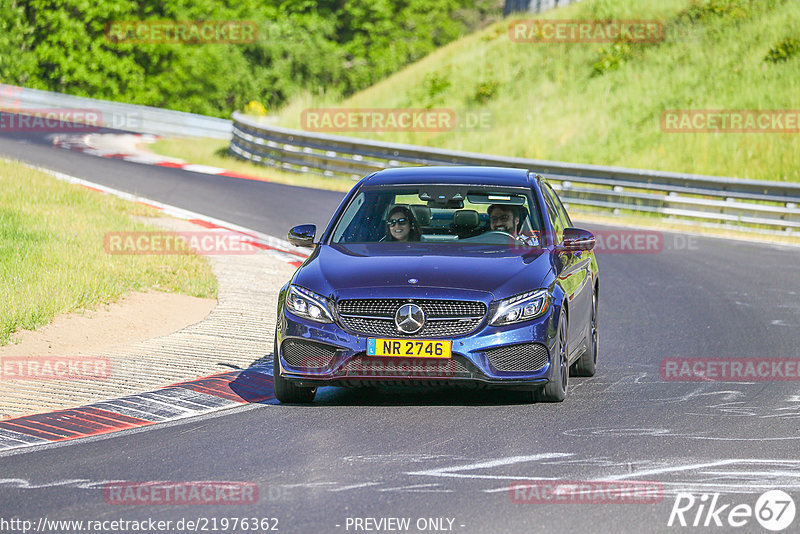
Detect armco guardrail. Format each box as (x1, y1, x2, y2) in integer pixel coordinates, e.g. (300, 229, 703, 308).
(0, 84, 231, 139)
(231, 111, 800, 237)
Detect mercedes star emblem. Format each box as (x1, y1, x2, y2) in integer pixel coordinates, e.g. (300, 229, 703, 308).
(395, 303, 425, 334)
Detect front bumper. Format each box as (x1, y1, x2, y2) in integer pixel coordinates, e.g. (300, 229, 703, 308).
(275, 300, 560, 390)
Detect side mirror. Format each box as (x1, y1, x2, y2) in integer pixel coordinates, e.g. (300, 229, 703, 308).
(560, 227, 595, 252)
(288, 224, 316, 247)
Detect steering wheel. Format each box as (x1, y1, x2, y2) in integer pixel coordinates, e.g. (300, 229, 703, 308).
(459, 230, 517, 244)
(481, 230, 515, 238)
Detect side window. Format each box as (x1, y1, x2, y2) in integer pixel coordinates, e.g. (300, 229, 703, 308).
(542, 183, 564, 243)
(541, 188, 564, 243)
(546, 184, 573, 228)
(332, 192, 366, 243)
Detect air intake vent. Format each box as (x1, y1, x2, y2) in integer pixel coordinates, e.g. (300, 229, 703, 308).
(339, 355, 472, 378)
(281, 339, 338, 369)
(483, 343, 549, 372)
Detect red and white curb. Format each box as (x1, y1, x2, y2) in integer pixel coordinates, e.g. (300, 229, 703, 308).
(0, 371, 274, 453)
(51, 133, 272, 182)
(33, 164, 310, 268)
(0, 163, 311, 454)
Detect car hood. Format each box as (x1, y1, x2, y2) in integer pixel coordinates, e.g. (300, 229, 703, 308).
(293, 243, 554, 301)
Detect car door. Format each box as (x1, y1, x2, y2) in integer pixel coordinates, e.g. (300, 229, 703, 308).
(542, 182, 593, 357)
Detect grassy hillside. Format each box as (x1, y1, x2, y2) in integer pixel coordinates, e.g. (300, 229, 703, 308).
(273, 0, 800, 182)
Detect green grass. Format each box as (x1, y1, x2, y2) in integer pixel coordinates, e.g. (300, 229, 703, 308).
(0, 159, 217, 345)
(268, 0, 800, 182)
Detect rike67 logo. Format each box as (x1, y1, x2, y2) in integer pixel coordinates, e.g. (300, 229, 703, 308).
(668, 490, 796, 531)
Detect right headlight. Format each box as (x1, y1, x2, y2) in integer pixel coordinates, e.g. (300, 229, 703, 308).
(285, 285, 334, 323)
(489, 289, 550, 326)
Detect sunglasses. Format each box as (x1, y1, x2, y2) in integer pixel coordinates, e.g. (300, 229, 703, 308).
(386, 217, 409, 227)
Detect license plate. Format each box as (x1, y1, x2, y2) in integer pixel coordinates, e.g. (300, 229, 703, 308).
(367, 338, 451, 358)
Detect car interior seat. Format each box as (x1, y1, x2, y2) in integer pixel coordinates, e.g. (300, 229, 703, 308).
(453, 209, 482, 239)
(409, 205, 432, 227)
(517, 205, 530, 233)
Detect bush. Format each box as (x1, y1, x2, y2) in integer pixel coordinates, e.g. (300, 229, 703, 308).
(419, 71, 453, 108)
(471, 80, 499, 104)
(678, 0, 751, 24)
(591, 42, 634, 76)
(765, 37, 800, 63)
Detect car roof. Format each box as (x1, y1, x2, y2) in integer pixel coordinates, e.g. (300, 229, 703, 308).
(363, 166, 532, 188)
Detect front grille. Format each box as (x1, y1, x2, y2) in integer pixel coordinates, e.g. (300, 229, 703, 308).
(281, 339, 338, 369)
(338, 355, 472, 378)
(337, 299, 486, 338)
(339, 316, 481, 338)
(338, 299, 485, 317)
(483, 343, 549, 372)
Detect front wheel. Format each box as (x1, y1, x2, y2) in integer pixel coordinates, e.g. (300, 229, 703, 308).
(536, 310, 568, 402)
(273, 335, 317, 404)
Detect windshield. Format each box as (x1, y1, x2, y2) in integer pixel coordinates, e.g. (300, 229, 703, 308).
(330, 185, 542, 246)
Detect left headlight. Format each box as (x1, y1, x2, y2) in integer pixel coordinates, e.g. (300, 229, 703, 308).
(286, 285, 334, 323)
(489, 289, 550, 326)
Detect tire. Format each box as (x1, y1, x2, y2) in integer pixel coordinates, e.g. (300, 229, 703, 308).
(536, 310, 568, 402)
(273, 334, 317, 404)
(571, 288, 598, 377)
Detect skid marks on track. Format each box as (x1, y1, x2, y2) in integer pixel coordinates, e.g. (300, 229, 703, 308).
(402, 454, 800, 497)
(5, 455, 800, 498)
(571, 375, 800, 425)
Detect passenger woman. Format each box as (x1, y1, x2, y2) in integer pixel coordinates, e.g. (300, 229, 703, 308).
(384, 206, 421, 242)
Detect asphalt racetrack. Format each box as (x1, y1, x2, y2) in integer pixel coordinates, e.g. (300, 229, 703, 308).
(1, 119, 799, 533)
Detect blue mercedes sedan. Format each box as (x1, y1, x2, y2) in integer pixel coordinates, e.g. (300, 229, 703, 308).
(274, 166, 598, 403)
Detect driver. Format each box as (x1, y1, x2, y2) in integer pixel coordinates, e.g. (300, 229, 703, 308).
(487, 204, 519, 237)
